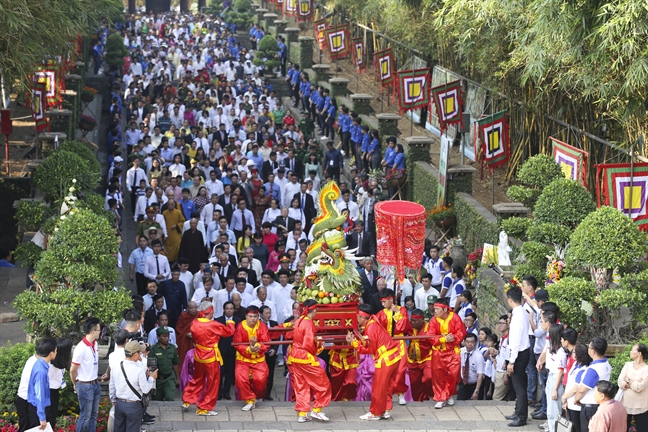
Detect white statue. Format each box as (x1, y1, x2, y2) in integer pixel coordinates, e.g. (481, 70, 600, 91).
(498, 230, 512, 266)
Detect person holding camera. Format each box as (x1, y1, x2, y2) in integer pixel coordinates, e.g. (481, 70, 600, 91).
(109, 341, 157, 432)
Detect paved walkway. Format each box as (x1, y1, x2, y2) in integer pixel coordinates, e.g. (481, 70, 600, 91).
(145, 400, 538, 431)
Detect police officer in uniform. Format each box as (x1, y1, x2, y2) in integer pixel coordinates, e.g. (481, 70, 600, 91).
(149, 327, 180, 401)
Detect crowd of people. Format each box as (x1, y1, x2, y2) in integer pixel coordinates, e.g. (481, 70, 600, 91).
(12, 8, 647, 432)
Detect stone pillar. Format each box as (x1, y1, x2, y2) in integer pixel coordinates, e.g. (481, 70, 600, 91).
(350, 94, 373, 115)
(256, 8, 269, 25)
(404, 136, 434, 200)
(329, 77, 350, 98)
(274, 19, 288, 35)
(312, 64, 331, 83)
(263, 13, 278, 27)
(447, 165, 477, 197)
(285, 27, 300, 43)
(45, 109, 72, 136)
(298, 36, 315, 70)
(377, 113, 401, 138)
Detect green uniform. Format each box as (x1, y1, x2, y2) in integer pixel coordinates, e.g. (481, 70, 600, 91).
(149, 342, 179, 401)
(298, 118, 315, 143)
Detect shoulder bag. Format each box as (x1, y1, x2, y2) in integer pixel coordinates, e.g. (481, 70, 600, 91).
(120, 361, 150, 408)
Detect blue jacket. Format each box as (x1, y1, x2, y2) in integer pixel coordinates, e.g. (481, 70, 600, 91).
(179, 198, 196, 220)
(361, 133, 371, 152)
(27, 358, 51, 421)
(325, 149, 344, 168)
(384, 147, 396, 166)
(393, 152, 405, 170)
(300, 81, 311, 96)
(291, 71, 300, 85)
(351, 124, 362, 143)
(368, 138, 380, 153)
(338, 113, 351, 133)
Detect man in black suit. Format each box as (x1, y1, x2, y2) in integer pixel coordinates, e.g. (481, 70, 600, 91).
(369, 279, 388, 315)
(272, 207, 297, 239)
(218, 186, 237, 223)
(143, 294, 166, 334)
(216, 301, 242, 400)
(237, 266, 258, 288)
(216, 252, 237, 286)
(213, 123, 229, 147)
(359, 258, 379, 306)
(345, 221, 376, 258)
(259, 305, 278, 400)
(261, 152, 280, 182)
(282, 148, 303, 180)
(292, 182, 316, 233)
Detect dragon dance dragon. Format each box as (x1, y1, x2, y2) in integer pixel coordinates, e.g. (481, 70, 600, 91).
(296, 181, 362, 304)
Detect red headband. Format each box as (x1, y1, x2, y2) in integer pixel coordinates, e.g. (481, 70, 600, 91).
(357, 310, 372, 318)
(433, 303, 451, 310)
(199, 306, 214, 317)
(379, 295, 394, 301)
(411, 313, 425, 319)
(300, 303, 318, 316)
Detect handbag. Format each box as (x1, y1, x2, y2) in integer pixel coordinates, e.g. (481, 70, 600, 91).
(555, 414, 574, 432)
(614, 388, 624, 402)
(120, 361, 150, 408)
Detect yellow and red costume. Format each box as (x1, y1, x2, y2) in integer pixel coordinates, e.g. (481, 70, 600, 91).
(426, 306, 466, 402)
(233, 320, 270, 402)
(374, 305, 412, 395)
(407, 320, 434, 401)
(182, 316, 236, 410)
(329, 348, 359, 401)
(286, 313, 331, 415)
(352, 314, 403, 416)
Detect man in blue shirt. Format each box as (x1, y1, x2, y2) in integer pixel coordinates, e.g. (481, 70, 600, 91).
(324, 141, 344, 183)
(338, 106, 352, 157)
(299, 76, 312, 113)
(159, 266, 189, 328)
(0, 247, 15, 268)
(179, 189, 197, 220)
(277, 37, 288, 77)
(128, 237, 154, 296)
(309, 85, 320, 119)
(350, 116, 363, 170)
(316, 88, 328, 132)
(27, 338, 58, 430)
(290, 65, 301, 108)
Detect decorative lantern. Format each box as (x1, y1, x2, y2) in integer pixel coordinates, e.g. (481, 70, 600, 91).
(374, 200, 427, 280)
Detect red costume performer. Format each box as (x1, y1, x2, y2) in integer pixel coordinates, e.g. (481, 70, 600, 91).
(182, 310, 236, 414)
(352, 311, 403, 417)
(426, 303, 466, 404)
(407, 316, 434, 401)
(329, 348, 359, 401)
(286, 304, 331, 419)
(233, 319, 270, 403)
(374, 297, 412, 396)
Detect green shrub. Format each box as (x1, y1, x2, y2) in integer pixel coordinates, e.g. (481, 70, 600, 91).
(506, 154, 562, 208)
(609, 334, 648, 383)
(567, 206, 647, 273)
(78, 192, 114, 223)
(104, 33, 128, 70)
(14, 200, 48, 231)
(454, 193, 499, 251)
(32, 151, 99, 203)
(534, 178, 596, 228)
(514, 262, 546, 286)
(527, 221, 572, 246)
(34, 208, 118, 289)
(599, 269, 648, 329)
(58, 140, 101, 177)
(506, 185, 540, 209)
(13, 241, 43, 268)
(500, 217, 530, 240)
(0, 343, 34, 408)
(13, 287, 133, 338)
(546, 277, 597, 330)
(253, 35, 281, 70)
(520, 240, 552, 269)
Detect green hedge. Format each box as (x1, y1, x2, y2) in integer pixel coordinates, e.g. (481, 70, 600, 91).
(454, 192, 500, 251)
(412, 162, 439, 222)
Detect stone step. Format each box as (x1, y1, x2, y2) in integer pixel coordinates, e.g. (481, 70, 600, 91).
(143, 400, 538, 431)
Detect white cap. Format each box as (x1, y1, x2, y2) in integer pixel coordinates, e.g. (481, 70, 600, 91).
(114, 156, 123, 163)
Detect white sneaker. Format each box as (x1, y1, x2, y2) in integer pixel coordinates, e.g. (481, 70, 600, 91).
(539, 421, 549, 430)
(297, 415, 312, 423)
(381, 411, 391, 419)
(310, 411, 329, 421)
(242, 402, 255, 411)
(359, 412, 381, 421)
(447, 396, 455, 406)
(434, 400, 446, 409)
(277, 358, 285, 366)
(398, 394, 407, 405)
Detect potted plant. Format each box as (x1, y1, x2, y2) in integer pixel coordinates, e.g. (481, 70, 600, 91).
(80, 86, 98, 102)
(253, 35, 281, 77)
(385, 167, 406, 187)
(103, 33, 128, 74)
(427, 203, 455, 228)
(78, 114, 97, 131)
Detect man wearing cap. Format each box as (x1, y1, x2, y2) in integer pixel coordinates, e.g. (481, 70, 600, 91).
(135, 207, 162, 245)
(287, 299, 331, 422)
(109, 340, 156, 432)
(347, 303, 403, 420)
(408, 309, 434, 401)
(424, 294, 439, 321)
(233, 305, 271, 411)
(426, 297, 467, 409)
(149, 327, 180, 401)
(182, 300, 236, 416)
(374, 288, 412, 406)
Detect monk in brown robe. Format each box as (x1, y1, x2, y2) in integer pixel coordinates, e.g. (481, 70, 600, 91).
(176, 301, 199, 367)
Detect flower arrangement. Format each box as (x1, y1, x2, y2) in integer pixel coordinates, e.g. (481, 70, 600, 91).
(368, 168, 385, 184)
(384, 167, 406, 183)
(81, 86, 98, 96)
(504, 276, 520, 292)
(426, 203, 455, 222)
(546, 255, 566, 285)
(78, 114, 97, 131)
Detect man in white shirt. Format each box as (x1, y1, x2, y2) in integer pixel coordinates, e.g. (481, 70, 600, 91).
(204, 171, 224, 197)
(214, 276, 237, 318)
(146, 312, 177, 346)
(424, 246, 444, 290)
(143, 279, 167, 311)
(133, 187, 158, 222)
(282, 173, 302, 208)
(573, 336, 612, 429)
(201, 194, 224, 228)
(458, 333, 485, 400)
(71, 318, 102, 432)
(492, 315, 511, 401)
(248, 286, 277, 321)
(244, 248, 263, 281)
(414, 274, 440, 310)
(337, 189, 360, 221)
(505, 287, 531, 427)
(191, 277, 219, 312)
(272, 270, 294, 325)
(126, 158, 149, 208)
(177, 258, 195, 301)
(234, 277, 254, 307)
(229, 198, 255, 238)
(144, 240, 171, 284)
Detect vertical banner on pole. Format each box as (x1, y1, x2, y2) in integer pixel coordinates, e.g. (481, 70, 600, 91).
(323, 24, 351, 59)
(477, 110, 510, 170)
(438, 135, 450, 206)
(396, 68, 430, 115)
(314, 18, 327, 51)
(296, 0, 312, 21)
(352, 38, 365, 73)
(373, 48, 395, 89)
(596, 162, 648, 231)
(551, 136, 589, 188)
(430, 80, 462, 133)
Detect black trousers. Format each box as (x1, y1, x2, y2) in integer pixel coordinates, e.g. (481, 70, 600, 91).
(567, 408, 582, 432)
(629, 411, 648, 432)
(114, 399, 143, 432)
(511, 348, 530, 420)
(46, 388, 60, 428)
(16, 397, 38, 432)
(580, 405, 599, 432)
(220, 353, 236, 397)
(326, 166, 341, 183)
(135, 272, 148, 296)
(341, 131, 351, 156)
(265, 351, 277, 398)
(457, 382, 477, 400)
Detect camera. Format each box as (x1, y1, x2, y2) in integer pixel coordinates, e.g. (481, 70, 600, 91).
(127, 331, 146, 343)
(147, 356, 158, 372)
